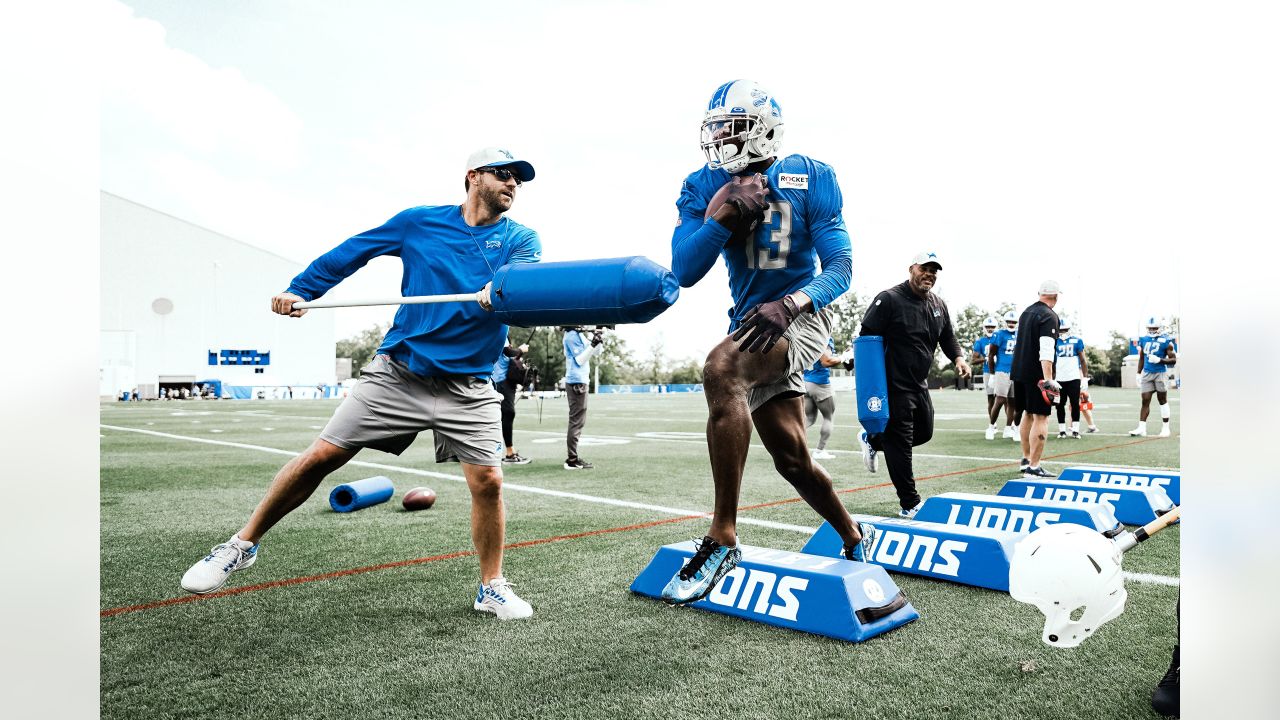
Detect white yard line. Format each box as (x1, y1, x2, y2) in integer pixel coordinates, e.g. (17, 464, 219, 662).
(100, 423, 1179, 586)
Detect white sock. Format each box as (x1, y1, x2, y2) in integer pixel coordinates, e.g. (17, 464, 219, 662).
(230, 535, 255, 550)
(1160, 403, 1170, 421)
(1071, 422, 1080, 433)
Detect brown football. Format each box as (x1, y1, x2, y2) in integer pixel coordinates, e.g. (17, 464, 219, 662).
(402, 487, 437, 511)
(705, 176, 764, 248)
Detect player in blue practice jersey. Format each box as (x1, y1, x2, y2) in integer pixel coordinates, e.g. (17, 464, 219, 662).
(803, 338, 843, 460)
(986, 312, 1023, 440)
(180, 147, 542, 620)
(972, 316, 999, 422)
(1130, 316, 1178, 437)
(1053, 318, 1089, 438)
(659, 80, 874, 606)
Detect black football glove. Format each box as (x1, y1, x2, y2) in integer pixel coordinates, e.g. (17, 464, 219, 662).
(731, 295, 800, 354)
(590, 329, 604, 347)
(1038, 379, 1062, 405)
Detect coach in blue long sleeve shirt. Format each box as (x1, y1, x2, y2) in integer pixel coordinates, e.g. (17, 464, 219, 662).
(180, 147, 541, 621)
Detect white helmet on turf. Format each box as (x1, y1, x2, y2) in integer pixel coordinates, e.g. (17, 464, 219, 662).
(700, 80, 785, 174)
(1009, 523, 1127, 649)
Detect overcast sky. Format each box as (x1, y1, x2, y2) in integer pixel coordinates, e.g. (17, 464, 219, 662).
(101, 0, 1186, 362)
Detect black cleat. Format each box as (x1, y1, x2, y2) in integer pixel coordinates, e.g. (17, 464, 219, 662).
(1022, 465, 1056, 478)
(1151, 644, 1179, 717)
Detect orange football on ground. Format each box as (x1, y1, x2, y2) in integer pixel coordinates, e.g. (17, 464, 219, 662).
(402, 487, 437, 511)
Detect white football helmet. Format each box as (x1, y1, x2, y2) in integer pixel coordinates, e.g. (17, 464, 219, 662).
(1003, 310, 1018, 329)
(700, 80, 784, 174)
(1059, 317, 1071, 332)
(1009, 524, 1127, 649)
(1144, 316, 1162, 336)
(982, 316, 998, 334)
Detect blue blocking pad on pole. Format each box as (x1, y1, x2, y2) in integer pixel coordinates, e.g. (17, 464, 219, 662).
(915, 492, 1124, 538)
(329, 476, 394, 513)
(489, 256, 680, 327)
(1056, 465, 1181, 505)
(998, 478, 1174, 525)
(630, 543, 918, 643)
(853, 336, 889, 435)
(802, 516, 1019, 592)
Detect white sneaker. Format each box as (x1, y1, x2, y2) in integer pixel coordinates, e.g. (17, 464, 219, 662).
(898, 501, 923, 519)
(474, 577, 533, 620)
(1158, 425, 1171, 437)
(181, 536, 258, 594)
(1057, 430, 1067, 439)
(1002, 426, 1014, 439)
(859, 431, 879, 473)
(811, 448, 837, 460)
(1129, 425, 1147, 437)
(985, 425, 996, 440)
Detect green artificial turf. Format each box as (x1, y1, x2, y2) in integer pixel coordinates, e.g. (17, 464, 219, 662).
(101, 386, 1179, 719)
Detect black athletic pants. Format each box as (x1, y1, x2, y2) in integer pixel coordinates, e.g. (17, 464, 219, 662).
(495, 378, 518, 447)
(867, 389, 934, 511)
(1055, 379, 1081, 424)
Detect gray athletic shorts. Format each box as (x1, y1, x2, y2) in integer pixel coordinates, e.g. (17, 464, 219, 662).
(991, 371, 1015, 398)
(1140, 371, 1169, 393)
(320, 354, 503, 466)
(805, 381, 834, 403)
(983, 372, 996, 396)
(748, 307, 834, 412)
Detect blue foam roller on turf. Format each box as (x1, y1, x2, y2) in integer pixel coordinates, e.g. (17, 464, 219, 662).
(854, 336, 889, 435)
(489, 256, 680, 327)
(1056, 465, 1181, 505)
(329, 476, 395, 513)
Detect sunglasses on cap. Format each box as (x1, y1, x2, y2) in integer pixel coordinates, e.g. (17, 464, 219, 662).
(477, 166, 522, 186)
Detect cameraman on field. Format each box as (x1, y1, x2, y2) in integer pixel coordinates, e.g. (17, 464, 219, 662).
(492, 339, 532, 465)
(563, 326, 605, 470)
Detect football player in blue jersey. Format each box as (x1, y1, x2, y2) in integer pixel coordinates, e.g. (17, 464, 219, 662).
(660, 80, 874, 605)
(1130, 316, 1177, 437)
(804, 337, 843, 460)
(973, 316, 999, 424)
(986, 311, 1023, 440)
(1053, 317, 1089, 438)
(180, 147, 541, 620)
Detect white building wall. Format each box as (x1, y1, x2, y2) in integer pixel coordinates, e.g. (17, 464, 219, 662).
(100, 192, 335, 396)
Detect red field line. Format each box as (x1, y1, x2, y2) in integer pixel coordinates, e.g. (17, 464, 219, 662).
(102, 435, 1163, 618)
(101, 514, 700, 618)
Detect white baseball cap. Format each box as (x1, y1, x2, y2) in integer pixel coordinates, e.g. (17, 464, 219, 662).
(465, 147, 535, 182)
(911, 251, 943, 269)
(1038, 279, 1062, 295)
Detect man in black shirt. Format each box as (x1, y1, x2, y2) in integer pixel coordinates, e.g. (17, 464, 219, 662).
(859, 252, 971, 518)
(1011, 281, 1062, 477)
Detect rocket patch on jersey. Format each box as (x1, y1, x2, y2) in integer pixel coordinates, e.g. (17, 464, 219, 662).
(778, 173, 809, 190)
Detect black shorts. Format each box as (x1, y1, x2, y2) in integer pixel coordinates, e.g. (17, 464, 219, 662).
(1013, 380, 1053, 416)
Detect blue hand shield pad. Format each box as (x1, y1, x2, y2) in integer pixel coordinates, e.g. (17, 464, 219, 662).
(915, 492, 1124, 538)
(853, 336, 889, 435)
(802, 516, 1020, 592)
(329, 476, 394, 513)
(490, 256, 679, 327)
(1055, 465, 1181, 505)
(997, 477, 1174, 525)
(630, 542, 918, 643)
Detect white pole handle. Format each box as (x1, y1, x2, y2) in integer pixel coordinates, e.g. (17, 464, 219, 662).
(293, 293, 479, 309)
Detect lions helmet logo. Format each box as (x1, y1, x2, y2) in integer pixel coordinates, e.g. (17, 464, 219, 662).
(867, 397, 883, 413)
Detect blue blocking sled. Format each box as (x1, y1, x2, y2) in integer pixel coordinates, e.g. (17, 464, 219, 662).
(489, 256, 680, 327)
(630, 543, 918, 643)
(803, 516, 1019, 592)
(853, 336, 889, 435)
(998, 478, 1174, 525)
(1056, 465, 1181, 505)
(329, 476, 394, 513)
(915, 492, 1124, 538)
